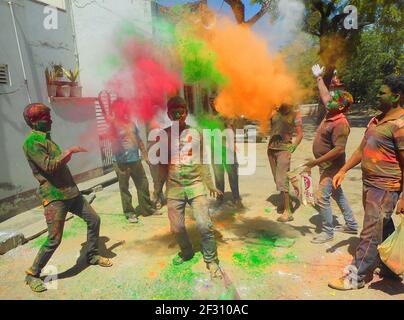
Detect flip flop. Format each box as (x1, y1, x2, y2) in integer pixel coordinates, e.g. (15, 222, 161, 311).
(25, 275, 47, 293)
(90, 256, 113, 267)
(277, 215, 294, 223)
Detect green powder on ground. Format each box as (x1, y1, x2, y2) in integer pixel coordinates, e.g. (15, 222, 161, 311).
(232, 233, 298, 275)
(149, 253, 204, 300)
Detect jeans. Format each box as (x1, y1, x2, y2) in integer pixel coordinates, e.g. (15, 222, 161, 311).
(167, 195, 219, 264)
(352, 185, 399, 282)
(113, 161, 154, 217)
(30, 196, 100, 276)
(213, 163, 241, 201)
(316, 174, 358, 236)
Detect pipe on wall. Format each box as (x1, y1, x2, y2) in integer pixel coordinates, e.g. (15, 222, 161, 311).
(8, 1, 32, 103)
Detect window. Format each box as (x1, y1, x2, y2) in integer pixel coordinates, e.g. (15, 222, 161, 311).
(33, 0, 66, 10)
(0, 64, 9, 85)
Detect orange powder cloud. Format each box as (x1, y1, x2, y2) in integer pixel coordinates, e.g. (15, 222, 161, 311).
(203, 18, 301, 130)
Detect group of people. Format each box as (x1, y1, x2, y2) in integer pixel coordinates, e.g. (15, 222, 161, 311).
(268, 65, 404, 290)
(21, 64, 403, 293)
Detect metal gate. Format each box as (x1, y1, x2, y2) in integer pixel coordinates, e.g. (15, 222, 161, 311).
(95, 92, 117, 173)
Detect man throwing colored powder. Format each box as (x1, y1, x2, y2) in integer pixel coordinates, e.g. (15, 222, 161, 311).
(304, 65, 358, 243)
(22, 103, 112, 293)
(108, 98, 159, 223)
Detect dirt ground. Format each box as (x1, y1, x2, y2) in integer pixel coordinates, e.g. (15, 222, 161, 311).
(1, 113, 403, 300)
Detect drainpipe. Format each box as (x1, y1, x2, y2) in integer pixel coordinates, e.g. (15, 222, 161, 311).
(68, 0, 80, 69)
(8, 1, 31, 103)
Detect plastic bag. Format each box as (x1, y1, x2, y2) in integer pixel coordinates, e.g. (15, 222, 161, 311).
(300, 171, 315, 206)
(378, 216, 404, 275)
(287, 166, 315, 206)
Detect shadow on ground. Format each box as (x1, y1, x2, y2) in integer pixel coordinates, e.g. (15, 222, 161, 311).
(326, 236, 360, 256)
(369, 279, 404, 296)
(49, 236, 124, 280)
(266, 194, 301, 213)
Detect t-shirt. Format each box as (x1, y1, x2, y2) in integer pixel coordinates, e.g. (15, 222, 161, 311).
(361, 113, 404, 191)
(312, 112, 350, 174)
(268, 110, 302, 151)
(110, 122, 141, 163)
(155, 125, 215, 200)
(23, 130, 80, 206)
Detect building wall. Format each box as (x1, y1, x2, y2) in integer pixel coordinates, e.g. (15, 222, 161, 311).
(0, 0, 103, 220)
(71, 0, 154, 98)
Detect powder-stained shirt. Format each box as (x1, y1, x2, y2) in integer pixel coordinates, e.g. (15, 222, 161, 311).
(312, 113, 350, 174)
(155, 125, 215, 200)
(110, 122, 141, 163)
(23, 130, 80, 206)
(268, 110, 302, 151)
(361, 113, 404, 191)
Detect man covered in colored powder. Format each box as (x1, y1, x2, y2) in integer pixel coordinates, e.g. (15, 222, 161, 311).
(329, 75, 404, 290)
(108, 98, 159, 223)
(268, 103, 303, 222)
(22, 103, 112, 293)
(207, 96, 245, 210)
(304, 65, 358, 243)
(154, 96, 224, 279)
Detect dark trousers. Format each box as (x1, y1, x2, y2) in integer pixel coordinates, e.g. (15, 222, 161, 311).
(30, 196, 100, 276)
(212, 163, 241, 201)
(167, 196, 219, 264)
(353, 185, 399, 281)
(113, 161, 154, 217)
(150, 163, 166, 204)
(267, 149, 291, 193)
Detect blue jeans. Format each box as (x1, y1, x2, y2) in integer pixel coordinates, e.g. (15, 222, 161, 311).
(316, 175, 358, 236)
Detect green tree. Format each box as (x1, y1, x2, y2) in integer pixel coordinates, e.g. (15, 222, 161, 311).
(342, 26, 403, 104)
(294, 0, 402, 84)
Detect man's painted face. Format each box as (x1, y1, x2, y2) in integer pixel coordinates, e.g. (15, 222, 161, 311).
(326, 90, 353, 113)
(168, 107, 187, 123)
(33, 112, 52, 132)
(376, 85, 397, 112)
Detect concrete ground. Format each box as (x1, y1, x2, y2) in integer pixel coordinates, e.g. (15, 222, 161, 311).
(0, 112, 403, 300)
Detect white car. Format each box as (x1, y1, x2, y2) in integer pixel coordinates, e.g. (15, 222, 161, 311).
(244, 123, 265, 143)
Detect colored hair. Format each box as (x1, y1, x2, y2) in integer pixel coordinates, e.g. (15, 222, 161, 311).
(327, 90, 354, 110)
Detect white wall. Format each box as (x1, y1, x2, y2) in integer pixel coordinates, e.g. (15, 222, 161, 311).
(0, 0, 103, 218)
(71, 0, 154, 97)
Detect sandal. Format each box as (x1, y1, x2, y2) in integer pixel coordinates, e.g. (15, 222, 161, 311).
(25, 275, 47, 293)
(90, 256, 113, 267)
(277, 215, 294, 223)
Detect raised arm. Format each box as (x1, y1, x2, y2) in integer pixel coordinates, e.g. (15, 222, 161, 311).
(312, 64, 332, 106)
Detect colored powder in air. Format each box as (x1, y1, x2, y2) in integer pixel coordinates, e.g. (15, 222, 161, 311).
(154, 17, 226, 87)
(175, 28, 227, 86)
(202, 18, 301, 130)
(106, 37, 182, 122)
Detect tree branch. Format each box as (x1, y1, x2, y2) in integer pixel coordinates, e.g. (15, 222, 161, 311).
(245, 2, 271, 26)
(224, 0, 245, 24)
